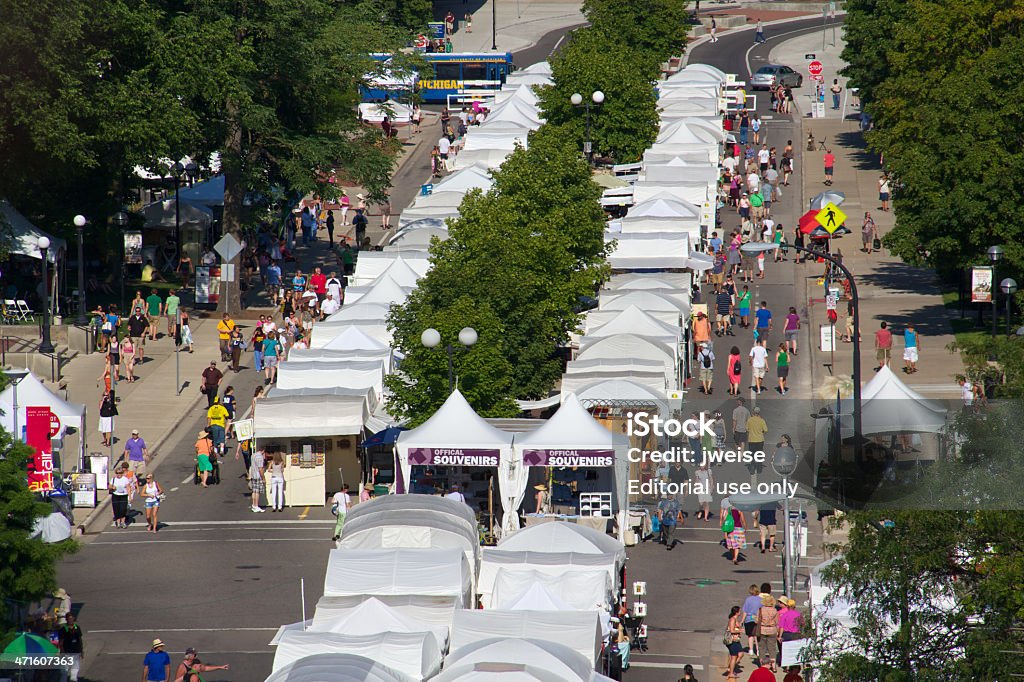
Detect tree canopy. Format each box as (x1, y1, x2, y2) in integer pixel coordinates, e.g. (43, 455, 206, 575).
(582, 0, 690, 75)
(537, 28, 661, 163)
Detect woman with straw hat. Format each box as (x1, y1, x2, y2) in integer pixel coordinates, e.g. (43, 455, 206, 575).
(534, 483, 551, 514)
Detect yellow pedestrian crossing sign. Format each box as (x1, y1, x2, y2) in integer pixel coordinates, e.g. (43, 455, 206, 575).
(815, 202, 846, 234)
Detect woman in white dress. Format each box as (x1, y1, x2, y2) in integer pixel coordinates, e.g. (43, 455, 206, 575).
(695, 462, 713, 523)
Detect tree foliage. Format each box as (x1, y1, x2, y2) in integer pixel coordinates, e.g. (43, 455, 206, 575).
(842, 0, 1024, 280)
(378, 0, 433, 33)
(537, 28, 661, 163)
(582, 0, 690, 74)
(0, 430, 77, 635)
(386, 129, 611, 423)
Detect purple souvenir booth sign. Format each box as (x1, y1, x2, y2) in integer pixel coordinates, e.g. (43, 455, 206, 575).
(407, 447, 501, 467)
(521, 449, 615, 467)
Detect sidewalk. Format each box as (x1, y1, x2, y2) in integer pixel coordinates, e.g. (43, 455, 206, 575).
(435, 0, 584, 55)
(772, 31, 963, 396)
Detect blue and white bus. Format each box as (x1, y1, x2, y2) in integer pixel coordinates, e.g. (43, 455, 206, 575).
(363, 52, 515, 104)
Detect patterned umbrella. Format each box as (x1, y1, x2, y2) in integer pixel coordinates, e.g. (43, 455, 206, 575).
(3, 632, 59, 655)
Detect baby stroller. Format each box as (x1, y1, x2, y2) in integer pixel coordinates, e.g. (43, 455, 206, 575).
(623, 613, 648, 653)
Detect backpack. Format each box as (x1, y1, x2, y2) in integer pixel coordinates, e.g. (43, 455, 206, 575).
(701, 352, 712, 369)
(757, 605, 779, 637)
(733, 360, 742, 375)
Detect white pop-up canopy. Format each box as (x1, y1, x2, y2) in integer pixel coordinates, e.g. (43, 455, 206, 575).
(585, 305, 681, 341)
(608, 271, 692, 289)
(339, 508, 480, 567)
(613, 194, 701, 234)
(345, 277, 413, 307)
(599, 289, 690, 314)
(443, 638, 613, 682)
(571, 379, 670, 414)
(493, 83, 541, 106)
(271, 631, 441, 680)
(263, 653, 415, 682)
(453, 148, 515, 170)
(430, 165, 494, 194)
(632, 180, 714, 206)
(142, 198, 213, 230)
(347, 493, 477, 529)
(254, 388, 374, 438)
(560, 368, 668, 396)
(451, 610, 603, 666)
(312, 594, 460, 634)
(681, 63, 728, 82)
(389, 225, 449, 248)
(0, 371, 85, 440)
(398, 205, 460, 227)
(840, 365, 948, 436)
(604, 231, 693, 270)
(287, 346, 392, 371)
(576, 333, 677, 376)
(498, 518, 626, 559)
(492, 569, 612, 612)
(657, 119, 722, 146)
(324, 548, 473, 606)
(643, 160, 720, 186)
(274, 359, 386, 396)
(312, 322, 391, 349)
(478, 549, 622, 607)
(0, 201, 67, 262)
(325, 302, 392, 324)
(484, 97, 544, 128)
(512, 394, 617, 469)
(657, 96, 721, 116)
(351, 252, 430, 285)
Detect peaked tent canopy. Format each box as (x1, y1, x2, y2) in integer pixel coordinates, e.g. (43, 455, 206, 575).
(498, 516, 626, 559)
(262, 653, 415, 682)
(493, 569, 612, 612)
(656, 120, 722, 146)
(351, 252, 430, 284)
(346, 493, 477, 529)
(296, 326, 389, 353)
(271, 631, 441, 680)
(443, 638, 612, 682)
(840, 365, 948, 436)
(585, 305, 681, 340)
(0, 201, 67, 262)
(478, 548, 622, 603)
(323, 548, 473, 606)
(254, 390, 374, 438)
(599, 290, 689, 313)
(302, 596, 449, 645)
(431, 165, 493, 194)
(142, 199, 213, 230)
(499, 581, 574, 611)
(0, 371, 85, 439)
(388, 225, 449, 248)
(604, 231, 693, 270)
(338, 508, 480, 566)
(311, 594, 460, 633)
(450, 609, 603, 666)
(513, 394, 620, 468)
(681, 63, 728, 82)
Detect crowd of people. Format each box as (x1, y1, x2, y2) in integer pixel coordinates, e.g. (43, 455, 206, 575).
(432, 104, 491, 176)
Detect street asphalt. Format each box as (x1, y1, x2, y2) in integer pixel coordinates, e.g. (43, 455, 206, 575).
(57, 15, 835, 682)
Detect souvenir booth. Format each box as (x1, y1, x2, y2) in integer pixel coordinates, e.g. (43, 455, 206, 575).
(512, 394, 629, 540)
(395, 390, 523, 536)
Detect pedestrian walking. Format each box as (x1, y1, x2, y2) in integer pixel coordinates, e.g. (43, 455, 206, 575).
(725, 507, 746, 565)
(732, 398, 750, 451)
(58, 613, 83, 680)
(778, 596, 803, 645)
(222, 385, 237, 437)
(862, 211, 877, 253)
(746, 407, 768, 459)
(249, 446, 267, 512)
(757, 502, 778, 552)
(736, 285, 751, 328)
(268, 452, 286, 511)
(741, 585, 762, 657)
(727, 346, 743, 395)
(109, 464, 131, 528)
(352, 207, 369, 248)
(216, 313, 236, 362)
(381, 193, 392, 230)
(464, 11, 472, 32)
(123, 429, 149, 477)
(698, 342, 715, 394)
(146, 288, 162, 340)
(107, 333, 121, 383)
(250, 324, 267, 372)
(749, 338, 769, 393)
(694, 462, 713, 520)
(200, 361, 223, 408)
(127, 307, 148, 362)
(174, 648, 229, 682)
(229, 328, 245, 371)
(724, 606, 745, 680)
(754, 18, 765, 43)
(776, 343, 790, 394)
(194, 430, 214, 488)
(179, 309, 193, 352)
(829, 79, 842, 109)
(874, 321, 893, 371)
(709, 16, 717, 42)
(164, 289, 180, 337)
(143, 473, 163, 532)
(332, 484, 351, 540)
(878, 173, 891, 211)
(755, 594, 780, 672)
(143, 639, 171, 682)
(903, 322, 919, 373)
(823, 148, 835, 185)
(656, 496, 680, 548)
(754, 301, 773, 342)
(121, 336, 137, 382)
(263, 331, 283, 384)
(98, 390, 116, 447)
(207, 396, 229, 456)
(715, 286, 734, 337)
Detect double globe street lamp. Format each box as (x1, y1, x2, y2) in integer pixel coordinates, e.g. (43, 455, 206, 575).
(421, 326, 478, 393)
(38, 237, 55, 354)
(73, 214, 88, 325)
(570, 90, 605, 164)
(1001, 277, 1018, 336)
(772, 441, 798, 596)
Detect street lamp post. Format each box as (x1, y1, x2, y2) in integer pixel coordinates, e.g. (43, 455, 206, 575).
(570, 91, 605, 164)
(772, 443, 798, 596)
(988, 246, 1004, 337)
(491, 0, 497, 50)
(38, 237, 55, 354)
(421, 326, 478, 393)
(743, 241, 863, 464)
(3, 368, 30, 441)
(1001, 278, 1018, 336)
(74, 215, 88, 325)
(113, 211, 130, 313)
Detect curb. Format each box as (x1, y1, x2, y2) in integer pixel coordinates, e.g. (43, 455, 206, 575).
(682, 12, 838, 68)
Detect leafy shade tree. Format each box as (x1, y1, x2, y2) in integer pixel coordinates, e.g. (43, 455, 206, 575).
(537, 28, 660, 163)
(583, 0, 690, 74)
(839, 0, 912, 107)
(0, 431, 77, 637)
(379, 0, 433, 33)
(385, 296, 518, 426)
(160, 0, 407, 313)
(386, 128, 610, 422)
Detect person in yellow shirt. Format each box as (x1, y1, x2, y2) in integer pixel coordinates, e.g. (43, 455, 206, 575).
(216, 313, 236, 362)
(207, 396, 230, 455)
(745, 407, 769, 475)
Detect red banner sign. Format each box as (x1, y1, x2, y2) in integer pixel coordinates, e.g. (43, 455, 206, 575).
(26, 406, 55, 493)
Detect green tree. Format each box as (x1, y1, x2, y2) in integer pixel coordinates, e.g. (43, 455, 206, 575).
(537, 28, 660, 163)
(0, 431, 77, 637)
(378, 0, 433, 33)
(583, 0, 690, 73)
(158, 0, 407, 313)
(839, 0, 912, 107)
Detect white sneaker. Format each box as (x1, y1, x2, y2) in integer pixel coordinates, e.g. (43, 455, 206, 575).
(254, 506, 266, 512)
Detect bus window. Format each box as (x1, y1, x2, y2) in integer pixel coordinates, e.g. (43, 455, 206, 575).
(433, 63, 461, 80)
(462, 63, 486, 82)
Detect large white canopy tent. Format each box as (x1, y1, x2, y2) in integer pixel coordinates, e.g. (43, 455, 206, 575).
(262, 653, 415, 682)
(611, 194, 701, 234)
(311, 594, 461, 634)
(491, 569, 613, 612)
(632, 180, 714, 206)
(498, 516, 627, 558)
(0, 200, 67, 262)
(840, 366, 948, 437)
(312, 321, 391, 348)
(565, 357, 669, 380)
(607, 272, 692, 290)
(430, 165, 493, 194)
(271, 631, 441, 680)
(680, 63, 728, 82)
(585, 305, 681, 332)
(642, 160, 720, 186)
(571, 379, 671, 414)
(585, 305, 681, 341)
(450, 610, 603, 667)
(395, 390, 524, 534)
(341, 276, 413, 306)
(483, 97, 543, 127)
(254, 388, 374, 438)
(560, 368, 669, 396)
(338, 508, 481, 567)
(388, 225, 449, 248)
(325, 302, 393, 324)
(285, 596, 450, 646)
(604, 231, 692, 270)
(351, 252, 430, 285)
(598, 289, 690, 314)
(460, 129, 531, 153)
(657, 98, 721, 119)
(502, 73, 553, 88)
(657, 119, 723, 146)
(493, 83, 541, 106)
(575, 333, 677, 377)
(432, 662, 578, 682)
(346, 493, 477, 529)
(0, 371, 86, 458)
(477, 549, 622, 607)
(274, 359, 386, 396)
(142, 198, 213, 230)
(323, 548, 474, 607)
(443, 638, 613, 682)
(453, 148, 514, 171)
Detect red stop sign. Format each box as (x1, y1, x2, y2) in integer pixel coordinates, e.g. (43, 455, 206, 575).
(808, 60, 824, 77)
(48, 412, 61, 438)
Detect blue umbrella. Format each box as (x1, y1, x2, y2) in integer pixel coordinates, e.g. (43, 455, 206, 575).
(360, 427, 406, 449)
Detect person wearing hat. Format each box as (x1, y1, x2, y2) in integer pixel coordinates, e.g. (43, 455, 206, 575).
(124, 429, 149, 479)
(697, 341, 715, 395)
(194, 430, 214, 488)
(200, 361, 223, 408)
(755, 593, 780, 673)
(351, 206, 369, 250)
(52, 588, 72, 625)
(174, 647, 229, 682)
(778, 596, 803, 646)
(143, 639, 171, 682)
(534, 483, 551, 514)
(360, 482, 376, 503)
(445, 483, 467, 504)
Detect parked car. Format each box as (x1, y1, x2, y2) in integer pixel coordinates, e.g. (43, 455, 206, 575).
(749, 64, 803, 90)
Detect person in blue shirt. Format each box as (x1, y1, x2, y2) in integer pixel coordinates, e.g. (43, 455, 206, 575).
(754, 301, 773, 340)
(291, 270, 307, 292)
(903, 322, 919, 374)
(143, 639, 171, 682)
(656, 497, 681, 548)
(266, 261, 282, 305)
(741, 585, 764, 657)
(709, 231, 723, 254)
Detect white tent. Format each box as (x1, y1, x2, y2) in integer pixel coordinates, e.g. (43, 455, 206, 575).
(512, 394, 618, 470)
(395, 391, 524, 533)
(642, 160, 720, 186)
(325, 302, 392, 324)
(31, 511, 73, 543)
(312, 594, 460, 634)
(517, 61, 552, 76)
(632, 181, 713, 206)
(571, 379, 670, 413)
(482, 97, 543, 129)
(566, 358, 671, 385)
(614, 194, 701, 234)
(275, 359, 385, 396)
(346, 493, 477, 530)
(141, 198, 213, 229)
(645, 142, 717, 164)
(657, 119, 722, 146)
(371, 258, 423, 288)
(288, 336, 390, 362)
(477, 548, 621, 608)
(351, 252, 430, 285)
(263, 653, 415, 682)
(324, 548, 473, 607)
(398, 205, 460, 227)
(599, 289, 689, 313)
(461, 129, 531, 152)
(676, 116, 727, 143)
(608, 272, 692, 290)
(433, 662, 575, 682)
(840, 366, 948, 436)
(493, 83, 541, 106)
(585, 305, 681, 340)
(560, 368, 668, 396)
(359, 101, 415, 123)
(680, 63, 728, 83)
(503, 73, 553, 87)
(643, 149, 717, 167)
(313, 322, 391, 348)
(604, 231, 693, 270)
(300, 596, 450, 644)
(493, 569, 612, 612)
(430, 165, 493, 194)
(585, 307, 682, 331)
(344, 277, 413, 306)
(388, 225, 449, 248)
(443, 638, 613, 682)
(0, 201, 67, 262)
(405, 191, 467, 212)
(254, 389, 374, 438)
(498, 517, 626, 558)
(451, 610, 603, 666)
(0, 371, 86, 461)
(272, 631, 441, 680)
(576, 333, 678, 370)
(657, 97, 721, 116)
(453, 148, 514, 171)
(338, 508, 480, 567)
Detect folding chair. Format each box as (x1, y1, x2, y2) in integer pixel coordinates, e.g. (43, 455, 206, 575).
(16, 299, 35, 322)
(4, 299, 26, 323)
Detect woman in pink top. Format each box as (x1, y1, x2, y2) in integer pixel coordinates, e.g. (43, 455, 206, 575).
(777, 597, 803, 644)
(340, 193, 351, 225)
(784, 306, 801, 355)
(727, 346, 742, 395)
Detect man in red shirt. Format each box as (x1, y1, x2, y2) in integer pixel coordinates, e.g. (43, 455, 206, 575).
(823, 148, 835, 186)
(747, 656, 776, 681)
(874, 321, 892, 371)
(309, 267, 327, 298)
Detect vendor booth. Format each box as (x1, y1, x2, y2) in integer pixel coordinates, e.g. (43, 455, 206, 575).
(263, 653, 415, 682)
(323, 548, 474, 608)
(141, 198, 213, 269)
(337, 508, 481, 568)
(478, 549, 622, 609)
(253, 387, 374, 506)
(271, 631, 441, 680)
(275, 359, 386, 397)
(450, 610, 603, 667)
(311, 594, 461, 634)
(492, 569, 612, 612)
(346, 493, 477, 529)
(443, 638, 612, 682)
(350, 252, 430, 286)
(0, 370, 86, 467)
(395, 390, 523, 535)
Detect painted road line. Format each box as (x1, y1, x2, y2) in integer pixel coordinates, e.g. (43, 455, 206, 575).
(180, 474, 194, 485)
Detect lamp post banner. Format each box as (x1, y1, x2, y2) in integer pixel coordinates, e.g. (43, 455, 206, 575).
(26, 406, 55, 493)
(407, 448, 500, 466)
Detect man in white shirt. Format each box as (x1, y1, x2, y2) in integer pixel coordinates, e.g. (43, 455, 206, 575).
(320, 293, 340, 317)
(438, 136, 451, 159)
(746, 170, 760, 194)
(757, 144, 770, 171)
(444, 484, 466, 504)
(326, 272, 343, 304)
(331, 484, 351, 540)
(749, 338, 770, 393)
(722, 155, 738, 175)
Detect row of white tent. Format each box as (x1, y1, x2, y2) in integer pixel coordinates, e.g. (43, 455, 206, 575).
(266, 493, 626, 681)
